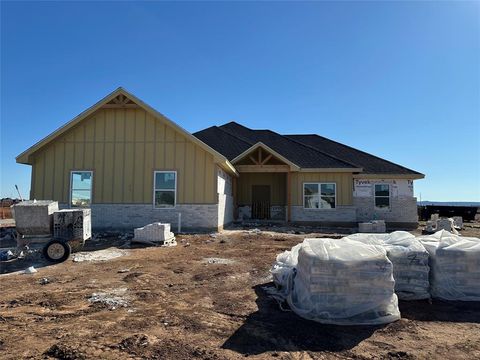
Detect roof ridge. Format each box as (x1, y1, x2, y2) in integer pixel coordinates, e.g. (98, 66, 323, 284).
(288, 134, 421, 174)
(217, 123, 256, 146)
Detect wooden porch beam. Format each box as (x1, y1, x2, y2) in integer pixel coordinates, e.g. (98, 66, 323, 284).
(249, 155, 260, 165)
(236, 165, 290, 173)
(260, 154, 272, 165)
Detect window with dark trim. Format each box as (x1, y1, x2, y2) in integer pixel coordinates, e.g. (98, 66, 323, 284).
(70, 171, 93, 207)
(303, 183, 336, 209)
(374, 184, 390, 209)
(154, 171, 176, 208)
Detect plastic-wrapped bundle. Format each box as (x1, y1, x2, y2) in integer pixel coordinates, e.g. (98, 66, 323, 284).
(419, 230, 480, 301)
(344, 232, 430, 300)
(383, 232, 430, 300)
(271, 238, 400, 325)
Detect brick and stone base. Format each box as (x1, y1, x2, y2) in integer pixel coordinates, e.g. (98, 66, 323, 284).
(290, 205, 357, 226)
(353, 196, 418, 227)
(60, 203, 219, 232)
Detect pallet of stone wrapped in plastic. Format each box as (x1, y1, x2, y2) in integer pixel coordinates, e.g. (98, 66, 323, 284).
(344, 232, 430, 300)
(270, 238, 400, 325)
(419, 230, 480, 301)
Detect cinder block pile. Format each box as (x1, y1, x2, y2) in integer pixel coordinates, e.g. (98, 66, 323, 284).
(420, 230, 480, 301)
(133, 223, 176, 246)
(345, 232, 430, 300)
(358, 220, 386, 233)
(287, 238, 400, 325)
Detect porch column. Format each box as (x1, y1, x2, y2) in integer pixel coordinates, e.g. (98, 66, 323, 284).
(287, 171, 291, 223)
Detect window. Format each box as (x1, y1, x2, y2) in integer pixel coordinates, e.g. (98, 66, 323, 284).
(375, 184, 390, 209)
(303, 183, 336, 209)
(154, 171, 176, 208)
(70, 171, 93, 207)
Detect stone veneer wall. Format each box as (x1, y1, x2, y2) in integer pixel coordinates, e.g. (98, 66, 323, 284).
(60, 203, 219, 232)
(353, 196, 418, 224)
(290, 205, 357, 223)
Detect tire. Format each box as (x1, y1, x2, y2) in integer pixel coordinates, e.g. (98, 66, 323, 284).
(43, 240, 71, 263)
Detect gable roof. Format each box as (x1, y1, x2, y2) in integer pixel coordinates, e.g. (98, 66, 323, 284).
(16, 88, 238, 176)
(194, 121, 423, 177)
(194, 122, 361, 171)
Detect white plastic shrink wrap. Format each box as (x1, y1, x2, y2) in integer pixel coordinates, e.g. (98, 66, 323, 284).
(419, 230, 480, 301)
(344, 232, 430, 300)
(271, 238, 400, 325)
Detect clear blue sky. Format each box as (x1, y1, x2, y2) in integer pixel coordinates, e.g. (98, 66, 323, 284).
(1, 1, 479, 201)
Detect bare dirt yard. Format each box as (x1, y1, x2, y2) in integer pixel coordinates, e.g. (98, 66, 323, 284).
(1, 225, 480, 360)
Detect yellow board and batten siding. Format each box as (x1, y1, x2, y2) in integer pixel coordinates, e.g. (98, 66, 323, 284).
(290, 172, 353, 206)
(30, 107, 217, 205)
(235, 172, 353, 207)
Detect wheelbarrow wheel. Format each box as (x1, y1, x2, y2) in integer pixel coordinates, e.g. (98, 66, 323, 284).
(43, 240, 71, 263)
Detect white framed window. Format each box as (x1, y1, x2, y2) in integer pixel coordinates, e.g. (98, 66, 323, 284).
(303, 183, 336, 209)
(70, 171, 93, 207)
(374, 184, 390, 209)
(153, 171, 176, 208)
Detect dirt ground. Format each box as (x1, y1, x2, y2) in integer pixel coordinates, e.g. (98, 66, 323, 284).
(1, 225, 480, 360)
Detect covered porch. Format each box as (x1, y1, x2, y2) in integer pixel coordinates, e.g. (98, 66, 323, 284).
(231, 143, 297, 222)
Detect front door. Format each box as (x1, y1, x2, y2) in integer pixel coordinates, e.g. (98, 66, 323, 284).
(251, 185, 271, 219)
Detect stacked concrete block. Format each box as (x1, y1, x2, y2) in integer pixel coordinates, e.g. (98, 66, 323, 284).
(13, 200, 59, 235)
(452, 216, 463, 229)
(53, 209, 92, 241)
(288, 238, 400, 325)
(133, 222, 176, 245)
(420, 231, 480, 301)
(358, 220, 386, 233)
(436, 218, 454, 232)
(383, 233, 430, 300)
(344, 231, 430, 300)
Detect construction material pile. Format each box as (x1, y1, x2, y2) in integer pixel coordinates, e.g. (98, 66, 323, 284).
(271, 238, 400, 325)
(419, 230, 480, 301)
(133, 223, 176, 246)
(345, 232, 430, 300)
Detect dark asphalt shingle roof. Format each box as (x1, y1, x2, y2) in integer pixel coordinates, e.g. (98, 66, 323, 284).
(286, 134, 422, 175)
(194, 121, 422, 175)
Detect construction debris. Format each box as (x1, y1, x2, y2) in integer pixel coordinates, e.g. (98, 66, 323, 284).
(39, 277, 50, 285)
(0, 250, 14, 261)
(72, 248, 129, 262)
(88, 288, 129, 310)
(426, 215, 462, 234)
(202, 257, 235, 265)
(23, 266, 38, 274)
